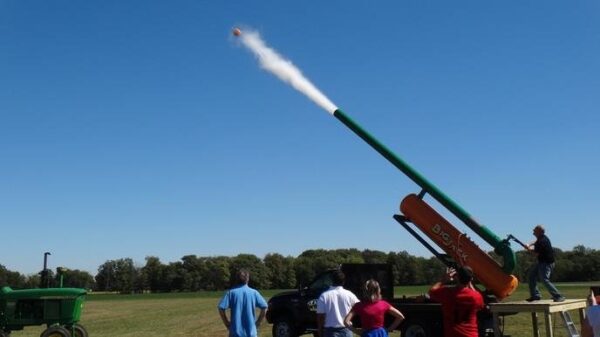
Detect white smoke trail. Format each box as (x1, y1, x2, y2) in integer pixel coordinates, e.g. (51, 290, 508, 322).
(237, 28, 338, 115)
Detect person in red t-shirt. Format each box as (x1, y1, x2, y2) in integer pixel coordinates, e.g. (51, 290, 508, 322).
(429, 266, 484, 337)
(343, 279, 404, 337)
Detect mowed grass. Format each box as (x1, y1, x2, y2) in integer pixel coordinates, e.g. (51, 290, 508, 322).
(8, 283, 597, 337)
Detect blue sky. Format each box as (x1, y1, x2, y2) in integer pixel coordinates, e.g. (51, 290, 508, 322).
(1, 1, 599, 275)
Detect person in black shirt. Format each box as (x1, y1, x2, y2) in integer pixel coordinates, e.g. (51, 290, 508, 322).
(526, 225, 565, 302)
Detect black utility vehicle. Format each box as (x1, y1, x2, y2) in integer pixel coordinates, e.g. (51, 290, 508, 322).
(266, 263, 445, 337)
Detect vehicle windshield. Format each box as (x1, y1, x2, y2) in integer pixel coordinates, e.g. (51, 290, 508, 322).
(309, 272, 333, 292)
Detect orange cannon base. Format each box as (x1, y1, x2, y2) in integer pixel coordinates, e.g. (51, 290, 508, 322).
(400, 194, 518, 300)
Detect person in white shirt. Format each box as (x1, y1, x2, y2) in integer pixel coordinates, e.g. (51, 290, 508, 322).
(316, 270, 359, 337)
(583, 290, 600, 337)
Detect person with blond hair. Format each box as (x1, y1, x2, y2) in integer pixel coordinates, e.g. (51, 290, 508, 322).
(343, 279, 405, 337)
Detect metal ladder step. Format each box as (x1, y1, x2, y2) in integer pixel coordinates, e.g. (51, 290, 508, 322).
(559, 311, 580, 337)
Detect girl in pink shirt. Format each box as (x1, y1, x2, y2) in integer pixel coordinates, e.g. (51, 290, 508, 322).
(344, 279, 405, 337)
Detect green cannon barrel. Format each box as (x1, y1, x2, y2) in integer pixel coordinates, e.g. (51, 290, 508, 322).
(333, 108, 516, 273)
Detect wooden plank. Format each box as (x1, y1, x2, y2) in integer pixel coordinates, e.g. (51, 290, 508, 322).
(545, 312, 553, 337)
(489, 299, 587, 313)
(532, 312, 540, 337)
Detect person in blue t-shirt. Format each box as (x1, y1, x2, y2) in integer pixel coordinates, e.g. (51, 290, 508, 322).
(218, 269, 268, 337)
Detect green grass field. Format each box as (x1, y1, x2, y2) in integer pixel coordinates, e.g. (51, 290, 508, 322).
(7, 283, 596, 337)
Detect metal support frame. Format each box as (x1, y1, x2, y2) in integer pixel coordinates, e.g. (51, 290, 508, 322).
(393, 214, 456, 269)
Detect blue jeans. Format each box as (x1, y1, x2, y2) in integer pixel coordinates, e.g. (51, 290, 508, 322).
(528, 262, 562, 299)
(324, 327, 353, 337)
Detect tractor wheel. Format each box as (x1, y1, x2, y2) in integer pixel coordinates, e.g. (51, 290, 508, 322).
(70, 324, 88, 337)
(40, 326, 71, 337)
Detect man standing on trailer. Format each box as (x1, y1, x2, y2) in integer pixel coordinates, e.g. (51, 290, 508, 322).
(526, 224, 565, 302)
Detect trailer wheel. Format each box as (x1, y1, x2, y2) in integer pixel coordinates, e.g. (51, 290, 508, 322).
(272, 317, 297, 337)
(401, 319, 430, 337)
(71, 324, 88, 337)
(40, 326, 70, 337)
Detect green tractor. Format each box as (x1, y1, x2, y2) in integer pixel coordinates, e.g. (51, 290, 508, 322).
(0, 286, 88, 337)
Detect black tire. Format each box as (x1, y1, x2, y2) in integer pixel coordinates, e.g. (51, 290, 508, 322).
(40, 326, 71, 337)
(70, 324, 88, 337)
(272, 317, 297, 337)
(401, 319, 431, 337)
(0, 331, 10, 337)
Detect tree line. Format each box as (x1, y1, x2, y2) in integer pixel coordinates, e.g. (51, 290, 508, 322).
(1, 245, 599, 293)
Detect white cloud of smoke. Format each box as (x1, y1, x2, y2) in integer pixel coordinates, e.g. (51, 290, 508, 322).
(237, 28, 337, 114)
